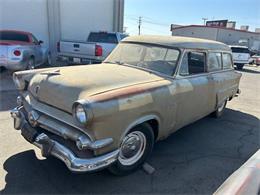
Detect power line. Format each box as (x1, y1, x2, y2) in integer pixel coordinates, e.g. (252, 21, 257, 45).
(138, 16, 142, 35)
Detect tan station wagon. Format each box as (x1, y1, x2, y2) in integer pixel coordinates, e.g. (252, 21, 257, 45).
(11, 35, 242, 175)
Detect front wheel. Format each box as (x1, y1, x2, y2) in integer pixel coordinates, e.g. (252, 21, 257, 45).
(108, 123, 154, 176)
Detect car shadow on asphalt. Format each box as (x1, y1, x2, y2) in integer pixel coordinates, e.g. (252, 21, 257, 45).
(1, 108, 259, 194)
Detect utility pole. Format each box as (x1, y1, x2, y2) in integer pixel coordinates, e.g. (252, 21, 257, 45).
(202, 18, 208, 25)
(138, 16, 142, 35)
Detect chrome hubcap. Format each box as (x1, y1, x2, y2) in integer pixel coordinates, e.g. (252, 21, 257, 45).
(118, 131, 146, 166)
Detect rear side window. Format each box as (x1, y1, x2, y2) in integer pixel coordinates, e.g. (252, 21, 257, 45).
(208, 52, 222, 71)
(87, 33, 118, 44)
(179, 51, 206, 75)
(231, 47, 249, 53)
(223, 53, 233, 69)
(0, 31, 30, 42)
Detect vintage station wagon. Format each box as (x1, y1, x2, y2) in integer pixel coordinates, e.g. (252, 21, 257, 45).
(11, 35, 241, 175)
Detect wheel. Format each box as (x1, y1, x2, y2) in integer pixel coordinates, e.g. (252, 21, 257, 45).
(213, 100, 227, 118)
(46, 52, 52, 66)
(108, 123, 154, 176)
(236, 64, 244, 70)
(27, 57, 35, 70)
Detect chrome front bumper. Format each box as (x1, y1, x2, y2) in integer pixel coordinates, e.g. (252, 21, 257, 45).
(10, 107, 119, 172)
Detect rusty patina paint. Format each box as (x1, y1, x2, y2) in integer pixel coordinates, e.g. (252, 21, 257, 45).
(13, 36, 242, 156)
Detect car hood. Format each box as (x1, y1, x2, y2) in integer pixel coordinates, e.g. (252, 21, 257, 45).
(28, 64, 164, 113)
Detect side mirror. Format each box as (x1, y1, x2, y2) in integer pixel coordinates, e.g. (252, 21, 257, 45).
(39, 40, 44, 45)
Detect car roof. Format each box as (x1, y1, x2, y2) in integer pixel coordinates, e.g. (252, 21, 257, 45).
(122, 35, 231, 51)
(0, 30, 32, 35)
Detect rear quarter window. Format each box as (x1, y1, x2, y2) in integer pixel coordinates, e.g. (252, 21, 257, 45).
(222, 53, 233, 69)
(0, 31, 30, 42)
(87, 33, 118, 44)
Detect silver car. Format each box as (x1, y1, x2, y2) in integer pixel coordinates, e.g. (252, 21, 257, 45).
(0, 30, 51, 71)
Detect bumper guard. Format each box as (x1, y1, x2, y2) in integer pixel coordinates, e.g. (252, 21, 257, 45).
(10, 107, 119, 172)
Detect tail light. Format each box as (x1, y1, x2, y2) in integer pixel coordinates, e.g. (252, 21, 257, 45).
(95, 45, 103, 56)
(57, 42, 60, 52)
(13, 50, 21, 56)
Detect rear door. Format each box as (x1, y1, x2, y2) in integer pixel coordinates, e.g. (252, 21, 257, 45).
(175, 50, 212, 127)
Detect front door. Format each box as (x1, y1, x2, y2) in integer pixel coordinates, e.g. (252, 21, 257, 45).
(175, 50, 211, 128)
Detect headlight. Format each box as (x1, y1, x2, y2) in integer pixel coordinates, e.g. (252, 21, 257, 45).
(75, 104, 87, 124)
(13, 74, 26, 90)
(73, 100, 93, 125)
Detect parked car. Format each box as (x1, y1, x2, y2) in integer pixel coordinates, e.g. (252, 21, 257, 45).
(0, 30, 51, 71)
(249, 55, 260, 66)
(57, 31, 128, 65)
(229, 45, 250, 70)
(214, 149, 260, 195)
(11, 36, 241, 175)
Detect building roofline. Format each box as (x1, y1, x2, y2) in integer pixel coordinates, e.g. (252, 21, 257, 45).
(171, 25, 260, 35)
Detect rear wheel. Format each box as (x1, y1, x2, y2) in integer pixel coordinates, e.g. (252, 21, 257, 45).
(236, 64, 244, 70)
(213, 100, 227, 118)
(108, 123, 154, 176)
(27, 57, 35, 70)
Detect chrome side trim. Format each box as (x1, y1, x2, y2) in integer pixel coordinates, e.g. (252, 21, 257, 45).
(34, 133, 119, 172)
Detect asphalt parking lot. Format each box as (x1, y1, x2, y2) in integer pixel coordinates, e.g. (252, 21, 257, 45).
(0, 65, 259, 194)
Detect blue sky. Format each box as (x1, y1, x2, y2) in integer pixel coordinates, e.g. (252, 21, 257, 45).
(124, 0, 260, 35)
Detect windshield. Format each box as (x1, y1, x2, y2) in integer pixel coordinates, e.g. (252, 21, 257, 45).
(105, 43, 180, 76)
(0, 31, 30, 42)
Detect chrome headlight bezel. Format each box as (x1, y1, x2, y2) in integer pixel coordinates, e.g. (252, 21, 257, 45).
(72, 100, 93, 125)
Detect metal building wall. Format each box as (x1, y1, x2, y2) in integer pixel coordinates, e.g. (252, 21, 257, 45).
(0, 0, 125, 61)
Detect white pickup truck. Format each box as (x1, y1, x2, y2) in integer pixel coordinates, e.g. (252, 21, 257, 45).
(57, 32, 128, 65)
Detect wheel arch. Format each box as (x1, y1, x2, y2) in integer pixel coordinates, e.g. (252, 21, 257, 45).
(121, 115, 161, 142)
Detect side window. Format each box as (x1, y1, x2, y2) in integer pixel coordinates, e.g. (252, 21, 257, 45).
(208, 52, 222, 71)
(179, 51, 206, 76)
(222, 53, 233, 69)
